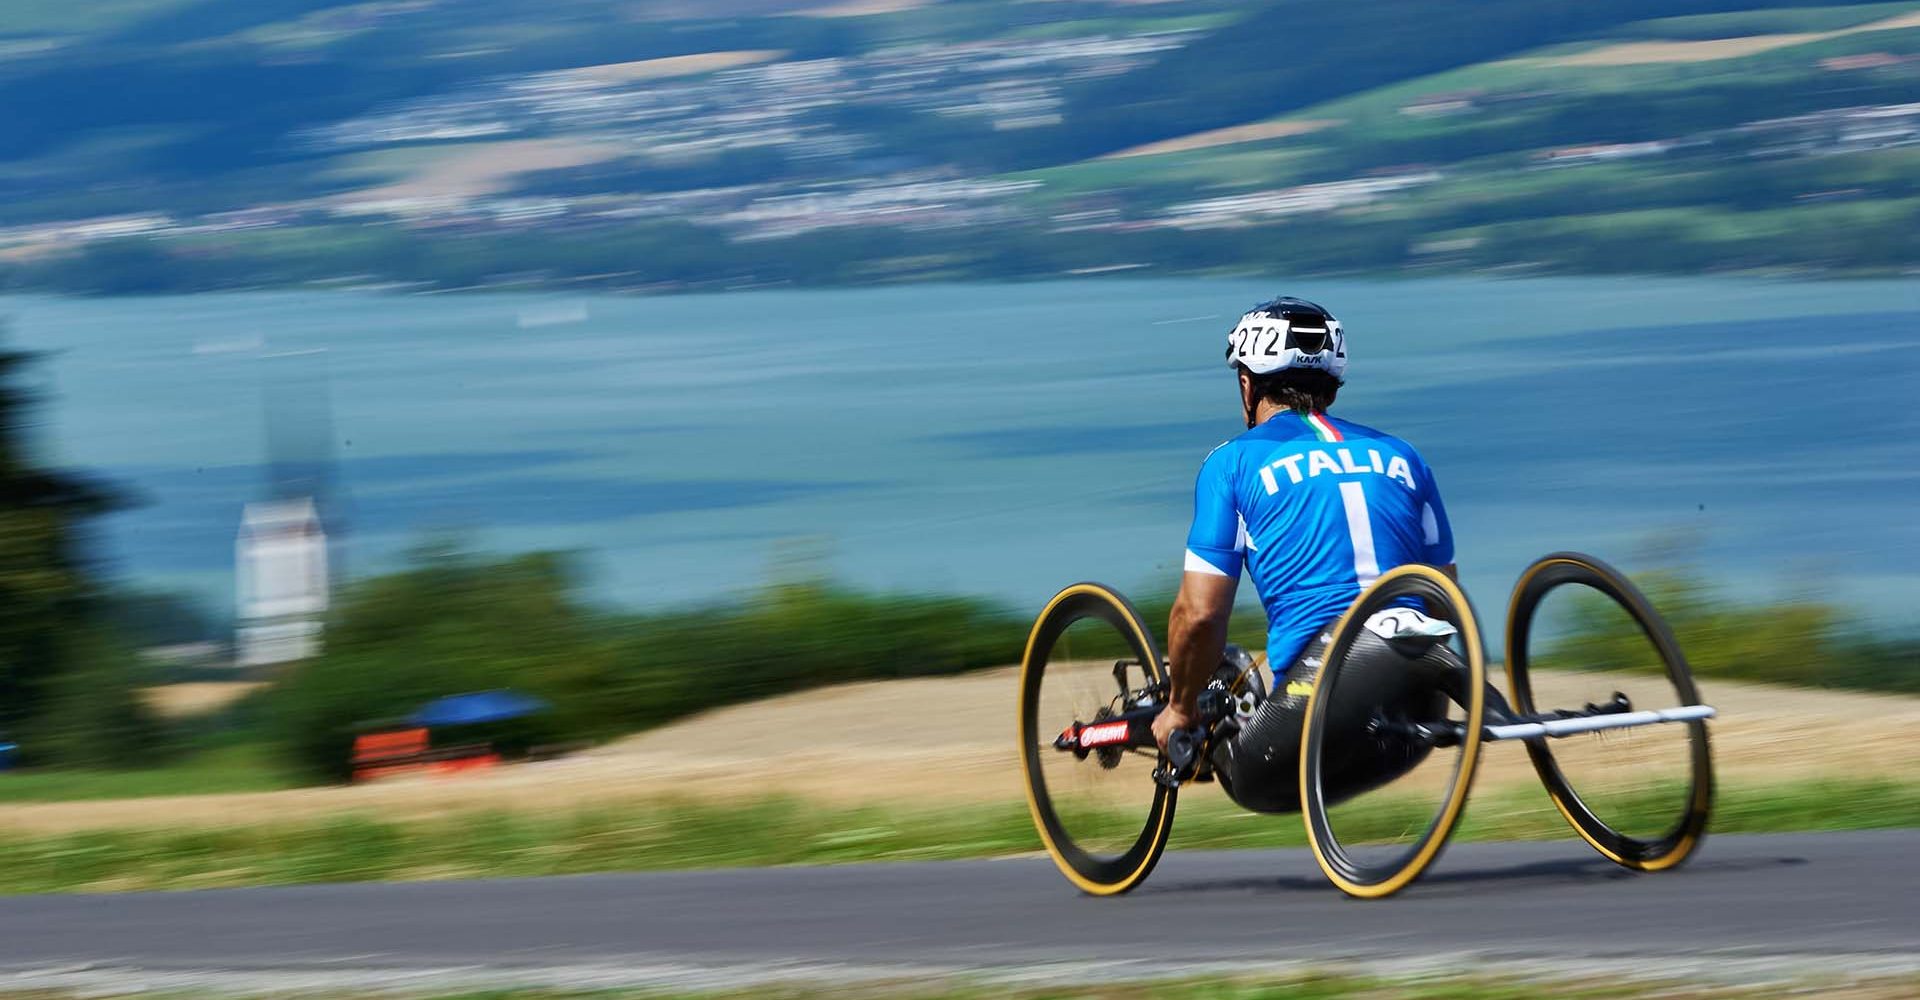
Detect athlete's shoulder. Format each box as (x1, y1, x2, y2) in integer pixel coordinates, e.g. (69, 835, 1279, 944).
(1325, 415, 1428, 461)
(1203, 417, 1306, 464)
(1321, 413, 1391, 440)
(1197, 436, 1242, 482)
(1195, 425, 1263, 489)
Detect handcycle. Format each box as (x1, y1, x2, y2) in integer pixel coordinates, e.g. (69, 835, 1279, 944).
(1017, 553, 1715, 898)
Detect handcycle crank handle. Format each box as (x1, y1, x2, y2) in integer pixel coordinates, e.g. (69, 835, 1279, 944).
(1157, 724, 1209, 788)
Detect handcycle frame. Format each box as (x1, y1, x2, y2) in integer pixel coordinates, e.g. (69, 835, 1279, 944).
(1052, 668, 1716, 787)
(1020, 553, 1718, 899)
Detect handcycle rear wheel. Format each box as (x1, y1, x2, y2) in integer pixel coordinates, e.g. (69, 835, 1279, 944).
(1018, 582, 1175, 895)
(1300, 563, 1487, 899)
(1506, 552, 1713, 871)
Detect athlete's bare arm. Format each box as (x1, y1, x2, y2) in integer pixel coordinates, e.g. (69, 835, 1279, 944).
(1154, 563, 1456, 751)
(1152, 570, 1238, 751)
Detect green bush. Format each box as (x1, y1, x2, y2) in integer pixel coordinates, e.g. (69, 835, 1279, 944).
(605, 582, 1031, 723)
(1544, 571, 1919, 692)
(20, 629, 173, 768)
(260, 546, 1037, 782)
(262, 546, 604, 781)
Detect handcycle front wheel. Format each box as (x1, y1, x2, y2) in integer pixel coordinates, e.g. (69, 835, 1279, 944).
(1300, 563, 1487, 899)
(1018, 582, 1175, 896)
(1506, 552, 1713, 871)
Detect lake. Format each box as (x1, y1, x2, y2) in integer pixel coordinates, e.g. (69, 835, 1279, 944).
(4, 276, 1916, 632)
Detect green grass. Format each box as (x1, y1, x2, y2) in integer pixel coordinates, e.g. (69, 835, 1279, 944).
(1003, 10, 1920, 208)
(1439, 196, 1920, 270)
(0, 744, 297, 803)
(3, 777, 1913, 895)
(1008, 146, 1314, 202)
(1146, 11, 1920, 160)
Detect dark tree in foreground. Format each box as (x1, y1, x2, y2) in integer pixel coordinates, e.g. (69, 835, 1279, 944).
(0, 341, 164, 764)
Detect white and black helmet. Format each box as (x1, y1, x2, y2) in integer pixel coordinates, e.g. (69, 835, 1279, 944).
(1225, 297, 1346, 379)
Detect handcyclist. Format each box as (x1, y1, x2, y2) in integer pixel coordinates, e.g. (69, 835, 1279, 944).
(1150, 297, 1457, 809)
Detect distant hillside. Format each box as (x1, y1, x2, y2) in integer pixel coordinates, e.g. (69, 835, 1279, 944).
(5, 0, 1874, 177)
(1043, 0, 1879, 164)
(2, 0, 1918, 291)
(0, 0, 864, 171)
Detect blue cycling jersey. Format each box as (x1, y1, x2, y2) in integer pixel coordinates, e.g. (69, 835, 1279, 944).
(1185, 410, 1453, 678)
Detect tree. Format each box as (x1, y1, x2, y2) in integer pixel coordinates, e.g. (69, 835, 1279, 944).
(0, 340, 165, 764)
(101, 587, 222, 650)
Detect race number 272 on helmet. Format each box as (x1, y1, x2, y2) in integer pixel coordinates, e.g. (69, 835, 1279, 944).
(1225, 297, 1347, 379)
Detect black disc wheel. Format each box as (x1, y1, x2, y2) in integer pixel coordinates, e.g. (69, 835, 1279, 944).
(1300, 564, 1486, 899)
(1019, 582, 1175, 896)
(1506, 552, 1713, 871)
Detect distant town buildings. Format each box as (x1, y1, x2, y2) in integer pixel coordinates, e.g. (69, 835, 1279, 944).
(1161, 172, 1444, 229)
(718, 177, 1041, 239)
(1739, 102, 1920, 157)
(302, 33, 1189, 161)
(1819, 52, 1911, 72)
(3, 33, 1918, 270)
(1533, 141, 1673, 166)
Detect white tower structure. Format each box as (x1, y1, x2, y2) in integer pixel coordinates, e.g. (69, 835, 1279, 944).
(233, 346, 344, 668)
(235, 497, 329, 666)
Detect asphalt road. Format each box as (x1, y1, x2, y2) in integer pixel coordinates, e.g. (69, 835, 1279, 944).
(0, 830, 1912, 989)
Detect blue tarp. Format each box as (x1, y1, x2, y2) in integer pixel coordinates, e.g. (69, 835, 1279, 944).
(408, 690, 549, 728)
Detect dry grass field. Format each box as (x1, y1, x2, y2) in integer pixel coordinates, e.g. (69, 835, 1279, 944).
(332, 49, 788, 205)
(340, 138, 626, 204)
(1547, 9, 1920, 66)
(799, 0, 931, 17)
(5, 667, 1913, 836)
(1101, 120, 1341, 159)
(139, 682, 264, 720)
(564, 50, 786, 84)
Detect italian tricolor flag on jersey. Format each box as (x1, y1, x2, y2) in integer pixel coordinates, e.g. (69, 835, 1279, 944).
(1303, 411, 1342, 442)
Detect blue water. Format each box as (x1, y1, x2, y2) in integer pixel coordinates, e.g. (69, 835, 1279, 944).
(4, 276, 1916, 630)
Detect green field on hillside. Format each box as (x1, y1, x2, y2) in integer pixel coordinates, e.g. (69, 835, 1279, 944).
(6, 2, 1920, 294)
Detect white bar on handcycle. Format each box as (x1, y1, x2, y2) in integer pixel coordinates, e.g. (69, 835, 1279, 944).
(1483, 704, 1716, 741)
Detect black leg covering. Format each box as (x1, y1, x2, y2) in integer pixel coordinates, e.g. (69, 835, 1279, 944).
(1216, 629, 1459, 814)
